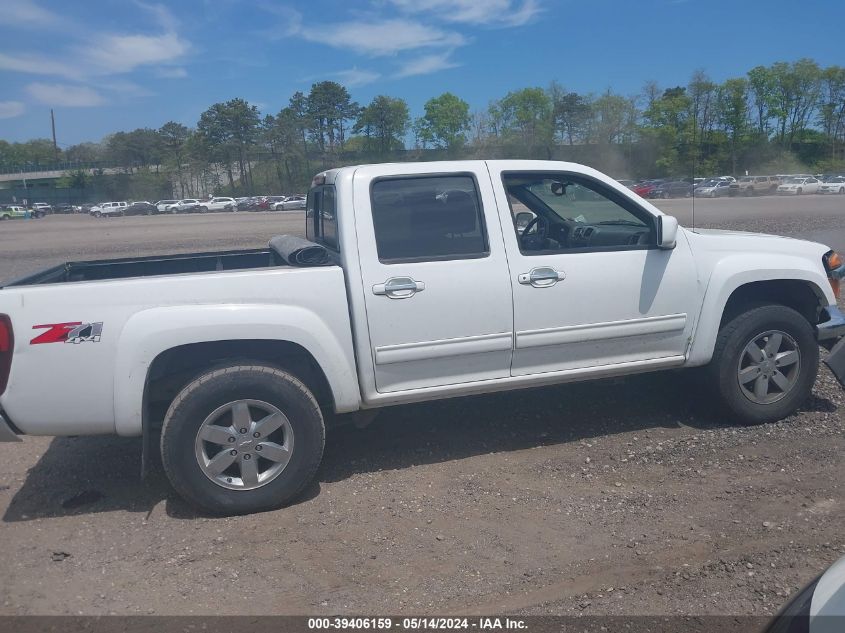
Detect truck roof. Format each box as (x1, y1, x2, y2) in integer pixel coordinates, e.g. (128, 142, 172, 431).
(312, 159, 600, 188)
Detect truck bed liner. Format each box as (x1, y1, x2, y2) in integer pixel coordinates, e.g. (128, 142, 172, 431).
(3, 248, 287, 287)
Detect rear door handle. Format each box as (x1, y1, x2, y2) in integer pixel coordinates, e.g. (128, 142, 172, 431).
(373, 276, 426, 299)
(518, 267, 566, 288)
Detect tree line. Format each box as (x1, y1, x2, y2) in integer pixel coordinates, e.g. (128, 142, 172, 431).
(1, 58, 843, 199)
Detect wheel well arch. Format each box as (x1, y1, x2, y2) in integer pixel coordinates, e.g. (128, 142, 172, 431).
(144, 339, 335, 422)
(719, 279, 827, 329)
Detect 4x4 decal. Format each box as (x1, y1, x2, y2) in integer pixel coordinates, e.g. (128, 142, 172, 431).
(31, 322, 103, 345)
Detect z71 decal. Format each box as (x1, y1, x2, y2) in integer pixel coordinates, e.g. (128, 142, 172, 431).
(31, 322, 103, 345)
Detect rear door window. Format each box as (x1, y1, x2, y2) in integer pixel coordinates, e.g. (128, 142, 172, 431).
(370, 175, 488, 263)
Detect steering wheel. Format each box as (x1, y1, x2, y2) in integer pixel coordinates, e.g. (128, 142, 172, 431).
(520, 215, 548, 250)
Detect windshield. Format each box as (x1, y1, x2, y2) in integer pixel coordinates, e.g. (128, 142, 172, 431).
(515, 177, 647, 226)
(784, 178, 803, 184)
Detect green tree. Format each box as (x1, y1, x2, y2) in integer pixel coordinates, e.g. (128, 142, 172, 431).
(306, 81, 359, 155)
(492, 87, 554, 154)
(197, 99, 260, 193)
(549, 84, 592, 145)
(717, 78, 750, 175)
(354, 95, 410, 155)
(415, 92, 471, 151)
(818, 66, 845, 159)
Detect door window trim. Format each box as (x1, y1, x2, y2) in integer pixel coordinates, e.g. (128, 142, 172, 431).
(501, 170, 659, 256)
(369, 171, 491, 265)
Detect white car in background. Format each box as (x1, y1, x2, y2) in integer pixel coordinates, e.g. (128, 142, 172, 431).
(155, 200, 179, 214)
(818, 176, 845, 195)
(197, 197, 237, 212)
(89, 201, 128, 217)
(273, 195, 306, 211)
(777, 177, 821, 195)
(169, 199, 201, 213)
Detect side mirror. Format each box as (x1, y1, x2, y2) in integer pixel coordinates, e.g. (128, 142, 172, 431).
(657, 215, 678, 249)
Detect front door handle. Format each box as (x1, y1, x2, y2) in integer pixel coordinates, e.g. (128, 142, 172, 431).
(373, 276, 426, 299)
(518, 267, 566, 288)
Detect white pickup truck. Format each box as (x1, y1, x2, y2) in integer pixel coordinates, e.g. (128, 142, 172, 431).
(0, 160, 843, 515)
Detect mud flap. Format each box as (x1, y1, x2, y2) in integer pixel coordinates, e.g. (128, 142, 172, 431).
(823, 337, 845, 388)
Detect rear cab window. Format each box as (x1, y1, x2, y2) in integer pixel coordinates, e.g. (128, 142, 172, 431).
(306, 185, 339, 251)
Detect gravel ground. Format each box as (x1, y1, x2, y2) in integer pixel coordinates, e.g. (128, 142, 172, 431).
(0, 197, 843, 617)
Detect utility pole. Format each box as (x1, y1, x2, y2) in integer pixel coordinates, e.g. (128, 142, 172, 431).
(51, 109, 58, 161)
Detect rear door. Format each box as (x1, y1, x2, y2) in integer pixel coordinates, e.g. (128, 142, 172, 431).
(351, 163, 514, 393)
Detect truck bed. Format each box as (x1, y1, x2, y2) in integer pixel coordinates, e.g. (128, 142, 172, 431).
(3, 248, 285, 287)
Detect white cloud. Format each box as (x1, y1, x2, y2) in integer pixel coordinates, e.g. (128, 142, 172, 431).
(25, 83, 105, 107)
(0, 101, 26, 119)
(395, 52, 459, 78)
(0, 52, 81, 79)
(300, 19, 465, 56)
(0, 0, 60, 27)
(135, 1, 179, 31)
(155, 66, 189, 79)
(387, 0, 541, 26)
(333, 68, 382, 87)
(81, 32, 189, 74)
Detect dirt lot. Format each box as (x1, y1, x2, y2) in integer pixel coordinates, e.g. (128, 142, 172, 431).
(0, 197, 843, 617)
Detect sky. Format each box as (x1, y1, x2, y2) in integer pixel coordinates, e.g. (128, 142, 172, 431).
(0, 0, 842, 146)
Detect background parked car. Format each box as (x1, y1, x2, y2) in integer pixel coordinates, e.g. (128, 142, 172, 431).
(53, 203, 80, 214)
(649, 180, 692, 198)
(632, 180, 664, 197)
(730, 175, 780, 196)
(777, 177, 821, 195)
(154, 199, 179, 214)
(123, 201, 158, 216)
(89, 201, 128, 217)
(818, 176, 845, 194)
(273, 195, 307, 210)
(197, 196, 237, 212)
(170, 199, 201, 213)
(694, 179, 732, 198)
(31, 202, 53, 216)
(1, 205, 30, 220)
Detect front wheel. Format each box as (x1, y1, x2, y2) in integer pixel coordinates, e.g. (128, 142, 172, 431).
(199, 206, 209, 213)
(160, 364, 325, 515)
(706, 304, 818, 425)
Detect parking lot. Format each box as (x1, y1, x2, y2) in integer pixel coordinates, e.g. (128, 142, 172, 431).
(0, 195, 843, 616)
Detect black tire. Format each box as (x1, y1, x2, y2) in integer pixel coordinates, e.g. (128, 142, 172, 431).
(706, 304, 818, 425)
(94, 211, 101, 218)
(797, 188, 802, 195)
(199, 206, 208, 213)
(160, 364, 325, 515)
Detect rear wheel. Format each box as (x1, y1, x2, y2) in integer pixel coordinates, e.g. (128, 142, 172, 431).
(160, 364, 325, 515)
(199, 206, 209, 213)
(707, 304, 817, 424)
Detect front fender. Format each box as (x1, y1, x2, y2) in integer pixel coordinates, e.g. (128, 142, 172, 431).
(112, 304, 360, 436)
(687, 254, 834, 366)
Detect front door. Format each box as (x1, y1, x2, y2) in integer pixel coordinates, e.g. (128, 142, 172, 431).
(488, 164, 700, 377)
(353, 163, 514, 393)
